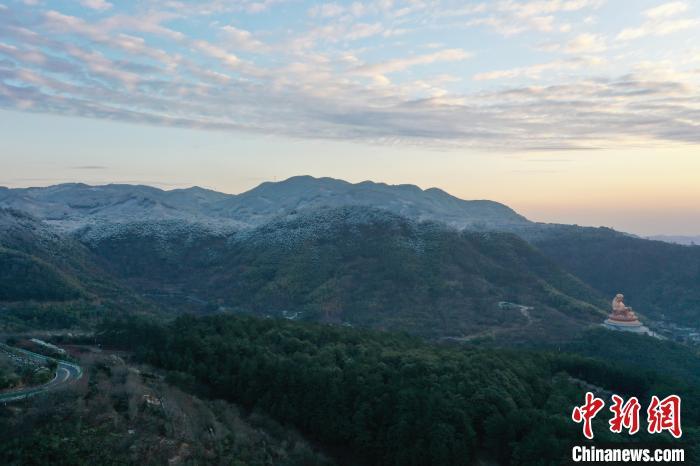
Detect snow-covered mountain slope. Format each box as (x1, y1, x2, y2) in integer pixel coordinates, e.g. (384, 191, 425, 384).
(82, 205, 604, 339)
(0, 183, 238, 233)
(0, 208, 125, 301)
(0, 176, 530, 234)
(217, 176, 529, 230)
(0, 208, 69, 253)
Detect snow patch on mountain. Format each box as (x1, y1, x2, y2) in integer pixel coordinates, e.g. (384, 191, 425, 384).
(232, 206, 443, 255)
(0, 176, 531, 236)
(75, 219, 239, 245)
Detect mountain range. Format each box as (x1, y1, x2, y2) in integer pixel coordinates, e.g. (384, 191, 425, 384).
(1, 176, 698, 341)
(0, 176, 528, 234)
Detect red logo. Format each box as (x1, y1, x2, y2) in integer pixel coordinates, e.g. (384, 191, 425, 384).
(572, 393, 682, 439)
(647, 395, 682, 438)
(572, 392, 605, 439)
(609, 394, 641, 435)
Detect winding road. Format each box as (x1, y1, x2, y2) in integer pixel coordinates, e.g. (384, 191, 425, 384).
(0, 344, 82, 403)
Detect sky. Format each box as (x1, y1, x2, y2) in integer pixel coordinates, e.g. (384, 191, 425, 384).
(0, 0, 699, 235)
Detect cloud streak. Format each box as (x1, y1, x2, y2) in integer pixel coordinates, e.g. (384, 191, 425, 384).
(617, 1, 699, 40)
(0, 0, 698, 151)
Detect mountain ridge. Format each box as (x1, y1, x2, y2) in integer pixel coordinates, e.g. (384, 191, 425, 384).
(2, 176, 699, 338)
(0, 176, 529, 233)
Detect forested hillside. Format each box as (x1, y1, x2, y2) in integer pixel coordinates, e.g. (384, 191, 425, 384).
(86, 207, 606, 340)
(3, 179, 700, 339)
(0, 350, 332, 466)
(533, 225, 700, 322)
(0, 209, 155, 331)
(0, 247, 83, 301)
(0, 208, 124, 301)
(99, 314, 699, 466)
(3, 178, 700, 334)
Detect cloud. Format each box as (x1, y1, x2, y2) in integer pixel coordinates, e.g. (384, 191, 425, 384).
(465, 0, 604, 36)
(473, 56, 605, 80)
(563, 33, 606, 53)
(434, 4, 487, 18)
(220, 25, 267, 52)
(3, 51, 697, 151)
(142, 0, 290, 16)
(467, 14, 556, 36)
(355, 49, 472, 77)
(80, 0, 112, 11)
(644, 1, 688, 19)
(43, 9, 185, 42)
(309, 3, 346, 18)
(617, 2, 698, 40)
(0, 0, 698, 153)
(191, 40, 241, 67)
(537, 33, 607, 53)
(617, 18, 699, 40)
(497, 0, 605, 16)
(110, 34, 178, 69)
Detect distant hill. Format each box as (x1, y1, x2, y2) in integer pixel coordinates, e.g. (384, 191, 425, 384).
(0, 176, 529, 233)
(220, 176, 529, 230)
(0, 183, 240, 233)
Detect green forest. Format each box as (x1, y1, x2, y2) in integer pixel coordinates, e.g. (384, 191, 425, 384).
(2, 203, 700, 465)
(89, 208, 606, 340)
(0, 247, 83, 301)
(533, 225, 700, 322)
(98, 314, 699, 466)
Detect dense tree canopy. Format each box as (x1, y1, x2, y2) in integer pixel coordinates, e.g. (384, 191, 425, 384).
(0, 248, 82, 301)
(533, 225, 700, 323)
(99, 315, 698, 465)
(90, 208, 605, 340)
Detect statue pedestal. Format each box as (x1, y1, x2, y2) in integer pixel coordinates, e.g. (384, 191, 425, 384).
(603, 317, 651, 334)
